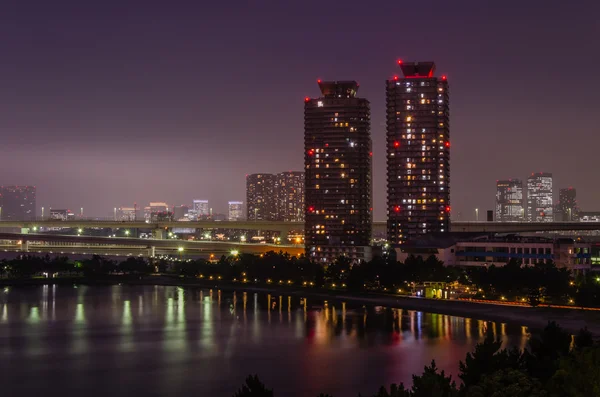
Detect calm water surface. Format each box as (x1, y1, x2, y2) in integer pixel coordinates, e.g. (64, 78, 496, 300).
(0, 285, 529, 396)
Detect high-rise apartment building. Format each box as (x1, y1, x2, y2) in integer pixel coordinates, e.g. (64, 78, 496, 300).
(495, 179, 524, 222)
(276, 172, 304, 222)
(386, 61, 450, 244)
(304, 80, 372, 262)
(192, 200, 209, 217)
(527, 173, 553, 222)
(228, 201, 243, 221)
(556, 187, 578, 221)
(0, 186, 36, 221)
(246, 174, 277, 220)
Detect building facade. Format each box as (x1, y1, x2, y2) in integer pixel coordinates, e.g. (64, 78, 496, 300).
(117, 207, 137, 221)
(275, 171, 304, 222)
(526, 173, 553, 222)
(246, 173, 277, 221)
(228, 201, 243, 221)
(556, 187, 578, 221)
(386, 61, 450, 245)
(192, 200, 209, 218)
(0, 186, 36, 221)
(495, 179, 524, 222)
(304, 80, 372, 262)
(172, 205, 190, 221)
(395, 235, 590, 272)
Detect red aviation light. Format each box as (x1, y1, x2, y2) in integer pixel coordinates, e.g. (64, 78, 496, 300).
(308, 206, 315, 213)
(393, 75, 398, 81)
(304, 97, 310, 102)
(394, 141, 400, 148)
(307, 149, 315, 156)
(445, 141, 450, 148)
(369, 151, 373, 156)
(317, 79, 321, 83)
(394, 206, 401, 213)
(441, 75, 447, 80)
(445, 206, 451, 213)
(397, 59, 403, 65)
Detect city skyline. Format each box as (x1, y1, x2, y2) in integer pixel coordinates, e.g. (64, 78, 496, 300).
(1, 1, 599, 220)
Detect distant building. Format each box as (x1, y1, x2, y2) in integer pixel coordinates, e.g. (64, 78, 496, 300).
(579, 212, 600, 222)
(0, 186, 36, 221)
(145, 202, 169, 221)
(386, 61, 450, 244)
(495, 179, 524, 222)
(49, 209, 74, 221)
(117, 207, 137, 221)
(213, 213, 227, 221)
(246, 174, 277, 220)
(173, 205, 190, 221)
(228, 201, 243, 221)
(276, 172, 305, 222)
(526, 173, 553, 222)
(304, 80, 372, 262)
(395, 234, 590, 272)
(556, 187, 578, 221)
(192, 200, 209, 217)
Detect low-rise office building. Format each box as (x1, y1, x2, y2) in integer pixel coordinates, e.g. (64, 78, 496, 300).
(395, 234, 591, 271)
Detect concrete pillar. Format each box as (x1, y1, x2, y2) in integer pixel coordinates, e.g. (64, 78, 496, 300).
(152, 229, 165, 240)
(278, 226, 294, 243)
(22, 240, 29, 252)
(148, 246, 156, 257)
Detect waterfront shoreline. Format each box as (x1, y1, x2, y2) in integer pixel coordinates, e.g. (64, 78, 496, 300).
(2, 276, 598, 334)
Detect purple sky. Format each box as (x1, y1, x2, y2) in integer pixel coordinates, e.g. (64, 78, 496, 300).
(2, 0, 599, 220)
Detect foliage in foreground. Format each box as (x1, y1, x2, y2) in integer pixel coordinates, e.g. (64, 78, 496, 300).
(233, 322, 600, 397)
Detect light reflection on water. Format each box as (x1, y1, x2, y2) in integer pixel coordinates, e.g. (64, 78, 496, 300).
(0, 285, 529, 397)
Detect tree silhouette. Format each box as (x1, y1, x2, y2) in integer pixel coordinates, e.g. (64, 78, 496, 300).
(233, 375, 274, 397)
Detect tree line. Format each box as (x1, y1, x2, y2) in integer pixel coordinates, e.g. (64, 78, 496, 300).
(1, 252, 599, 307)
(232, 322, 599, 396)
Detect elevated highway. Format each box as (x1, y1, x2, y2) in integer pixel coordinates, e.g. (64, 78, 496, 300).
(450, 221, 600, 233)
(0, 220, 598, 237)
(0, 232, 304, 258)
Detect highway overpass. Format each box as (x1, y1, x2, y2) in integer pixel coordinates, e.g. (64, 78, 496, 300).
(450, 221, 600, 233)
(0, 219, 306, 238)
(0, 220, 598, 236)
(0, 232, 304, 258)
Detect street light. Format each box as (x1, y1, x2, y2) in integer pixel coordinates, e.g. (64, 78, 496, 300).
(125, 230, 130, 236)
(240, 235, 246, 243)
(230, 250, 239, 257)
(475, 208, 479, 222)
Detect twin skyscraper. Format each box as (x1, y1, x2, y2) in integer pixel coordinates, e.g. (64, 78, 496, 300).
(304, 61, 450, 263)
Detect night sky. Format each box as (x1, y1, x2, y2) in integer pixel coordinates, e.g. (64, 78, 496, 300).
(2, 0, 599, 220)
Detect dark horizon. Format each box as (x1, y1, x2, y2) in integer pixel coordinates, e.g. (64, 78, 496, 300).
(2, 0, 599, 219)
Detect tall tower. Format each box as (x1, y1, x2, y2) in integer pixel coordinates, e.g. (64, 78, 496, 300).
(386, 61, 450, 244)
(0, 186, 37, 221)
(557, 187, 577, 221)
(275, 172, 305, 222)
(304, 80, 372, 262)
(246, 173, 277, 221)
(495, 179, 524, 222)
(526, 172, 553, 222)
